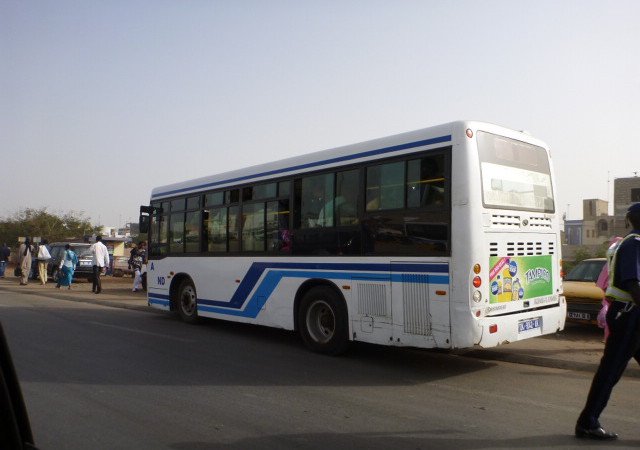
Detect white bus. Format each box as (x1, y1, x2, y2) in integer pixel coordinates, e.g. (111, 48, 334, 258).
(140, 120, 566, 354)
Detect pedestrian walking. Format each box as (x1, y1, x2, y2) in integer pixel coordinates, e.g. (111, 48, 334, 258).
(90, 236, 110, 294)
(37, 239, 52, 285)
(575, 203, 640, 440)
(56, 244, 77, 289)
(128, 241, 147, 292)
(0, 243, 10, 278)
(17, 238, 33, 286)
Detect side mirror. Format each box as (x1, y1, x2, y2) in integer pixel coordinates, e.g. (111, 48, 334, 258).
(139, 214, 150, 234)
(139, 205, 153, 234)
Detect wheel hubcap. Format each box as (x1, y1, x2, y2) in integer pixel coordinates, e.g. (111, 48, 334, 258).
(306, 300, 335, 343)
(180, 286, 197, 315)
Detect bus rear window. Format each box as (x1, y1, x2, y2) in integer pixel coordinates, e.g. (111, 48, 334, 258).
(477, 131, 554, 213)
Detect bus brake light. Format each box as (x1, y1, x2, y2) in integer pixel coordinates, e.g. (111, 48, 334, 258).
(473, 276, 481, 288)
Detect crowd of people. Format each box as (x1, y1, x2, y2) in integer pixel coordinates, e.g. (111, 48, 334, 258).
(1, 236, 147, 294)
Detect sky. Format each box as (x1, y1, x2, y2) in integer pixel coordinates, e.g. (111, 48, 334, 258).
(1, 0, 639, 227)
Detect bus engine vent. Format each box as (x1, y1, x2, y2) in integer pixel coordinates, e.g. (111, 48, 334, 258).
(528, 216, 553, 228)
(357, 283, 387, 317)
(548, 241, 555, 254)
(402, 274, 431, 336)
(490, 214, 553, 229)
(491, 214, 520, 228)
(490, 241, 556, 257)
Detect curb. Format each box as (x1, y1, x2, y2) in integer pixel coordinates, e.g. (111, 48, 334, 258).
(0, 284, 157, 314)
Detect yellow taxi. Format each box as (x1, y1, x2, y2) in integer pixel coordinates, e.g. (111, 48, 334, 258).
(563, 258, 607, 324)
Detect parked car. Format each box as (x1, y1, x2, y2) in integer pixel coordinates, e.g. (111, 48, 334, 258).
(47, 242, 94, 281)
(112, 255, 133, 277)
(563, 258, 607, 324)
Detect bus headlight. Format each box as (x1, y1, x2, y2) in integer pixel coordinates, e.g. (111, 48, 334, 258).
(473, 291, 482, 302)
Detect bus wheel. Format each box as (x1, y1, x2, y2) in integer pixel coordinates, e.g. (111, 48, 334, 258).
(298, 287, 348, 355)
(177, 280, 199, 324)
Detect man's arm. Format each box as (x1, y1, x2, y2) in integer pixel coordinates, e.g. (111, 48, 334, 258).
(102, 245, 110, 268)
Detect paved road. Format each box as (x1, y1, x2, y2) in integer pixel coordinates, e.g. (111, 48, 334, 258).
(3, 290, 640, 449)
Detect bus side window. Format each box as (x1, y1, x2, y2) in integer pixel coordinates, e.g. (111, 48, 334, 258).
(206, 207, 227, 252)
(366, 161, 404, 211)
(184, 211, 201, 253)
(407, 155, 445, 208)
(267, 199, 290, 253)
(169, 213, 185, 253)
(296, 173, 334, 229)
(335, 169, 359, 226)
(151, 212, 168, 255)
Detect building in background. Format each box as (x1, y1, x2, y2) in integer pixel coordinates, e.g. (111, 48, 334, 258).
(581, 199, 612, 245)
(563, 175, 640, 261)
(612, 176, 640, 237)
(564, 219, 583, 246)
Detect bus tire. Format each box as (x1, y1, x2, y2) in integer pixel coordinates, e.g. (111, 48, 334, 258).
(298, 286, 348, 355)
(176, 279, 199, 324)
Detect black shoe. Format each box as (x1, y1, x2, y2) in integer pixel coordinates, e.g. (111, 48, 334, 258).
(575, 424, 618, 440)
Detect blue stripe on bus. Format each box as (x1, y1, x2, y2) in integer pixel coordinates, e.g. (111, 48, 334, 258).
(152, 134, 452, 198)
(148, 261, 449, 319)
(149, 297, 171, 308)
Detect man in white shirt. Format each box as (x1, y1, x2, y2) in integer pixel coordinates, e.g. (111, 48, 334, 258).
(90, 236, 110, 294)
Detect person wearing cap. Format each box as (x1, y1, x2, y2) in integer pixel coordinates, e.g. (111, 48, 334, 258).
(576, 203, 640, 440)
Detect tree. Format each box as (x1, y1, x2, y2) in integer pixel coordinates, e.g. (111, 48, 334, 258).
(563, 246, 593, 275)
(573, 246, 593, 264)
(0, 208, 101, 246)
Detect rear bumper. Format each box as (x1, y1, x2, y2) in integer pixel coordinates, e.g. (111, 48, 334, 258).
(478, 298, 566, 347)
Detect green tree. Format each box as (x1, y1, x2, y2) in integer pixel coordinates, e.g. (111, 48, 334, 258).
(573, 246, 593, 264)
(563, 246, 594, 275)
(0, 208, 101, 246)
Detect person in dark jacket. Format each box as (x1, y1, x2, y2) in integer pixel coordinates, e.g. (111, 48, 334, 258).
(576, 203, 640, 440)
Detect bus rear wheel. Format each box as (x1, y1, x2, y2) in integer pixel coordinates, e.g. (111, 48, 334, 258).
(176, 279, 199, 324)
(298, 286, 348, 355)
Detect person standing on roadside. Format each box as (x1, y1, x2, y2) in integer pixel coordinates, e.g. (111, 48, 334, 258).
(37, 239, 52, 285)
(0, 243, 10, 278)
(575, 203, 640, 441)
(129, 241, 147, 292)
(17, 238, 33, 286)
(56, 244, 77, 289)
(90, 236, 110, 294)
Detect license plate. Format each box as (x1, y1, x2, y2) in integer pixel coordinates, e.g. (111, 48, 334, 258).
(80, 261, 91, 266)
(568, 312, 591, 320)
(518, 317, 542, 333)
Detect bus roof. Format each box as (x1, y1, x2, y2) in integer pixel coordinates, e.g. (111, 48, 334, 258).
(150, 120, 541, 200)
